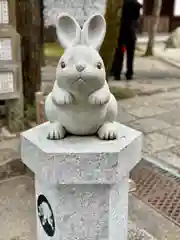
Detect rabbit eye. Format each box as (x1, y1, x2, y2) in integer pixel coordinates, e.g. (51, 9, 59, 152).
(97, 62, 102, 69)
(60, 61, 66, 68)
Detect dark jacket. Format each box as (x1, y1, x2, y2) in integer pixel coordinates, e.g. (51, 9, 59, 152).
(119, 0, 142, 43)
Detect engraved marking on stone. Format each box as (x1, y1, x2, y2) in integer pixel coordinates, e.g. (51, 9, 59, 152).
(37, 194, 55, 237)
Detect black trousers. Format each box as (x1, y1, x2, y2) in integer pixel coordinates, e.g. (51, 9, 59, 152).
(111, 38, 136, 78)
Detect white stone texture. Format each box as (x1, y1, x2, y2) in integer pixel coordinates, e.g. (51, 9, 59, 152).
(21, 122, 142, 184)
(21, 122, 142, 240)
(36, 176, 129, 240)
(165, 27, 180, 48)
(45, 13, 118, 141)
(43, 0, 107, 27)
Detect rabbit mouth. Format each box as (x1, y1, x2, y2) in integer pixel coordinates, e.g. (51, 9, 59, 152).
(73, 77, 85, 84)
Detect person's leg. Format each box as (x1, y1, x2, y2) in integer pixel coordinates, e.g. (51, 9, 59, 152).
(126, 38, 136, 80)
(111, 42, 124, 80)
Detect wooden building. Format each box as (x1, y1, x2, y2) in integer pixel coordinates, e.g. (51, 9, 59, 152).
(139, 0, 180, 33)
(43, 0, 180, 41)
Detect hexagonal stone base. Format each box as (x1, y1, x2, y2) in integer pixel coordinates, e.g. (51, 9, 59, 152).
(21, 122, 142, 240)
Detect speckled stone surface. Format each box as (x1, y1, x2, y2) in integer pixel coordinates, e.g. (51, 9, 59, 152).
(21, 122, 142, 185)
(21, 122, 142, 240)
(36, 176, 129, 240)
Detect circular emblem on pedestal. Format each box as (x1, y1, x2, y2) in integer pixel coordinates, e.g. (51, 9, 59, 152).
(37, 194, 55, 237)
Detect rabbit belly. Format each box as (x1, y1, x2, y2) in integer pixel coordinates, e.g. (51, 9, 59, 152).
(45, 94, 108, 135)
(58, 105, 108, 135)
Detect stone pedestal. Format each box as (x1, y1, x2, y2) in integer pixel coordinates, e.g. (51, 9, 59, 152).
(21, 122, 142, 240)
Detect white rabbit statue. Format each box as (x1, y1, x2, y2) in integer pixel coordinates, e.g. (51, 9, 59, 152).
(45, 13, 118, 140)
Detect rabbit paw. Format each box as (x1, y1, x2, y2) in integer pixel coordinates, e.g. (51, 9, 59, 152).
(88, 92, 109, 105)
(98, 122, 118, 140)
(52, 92, 73, 105)
(47, 123, 66, 140)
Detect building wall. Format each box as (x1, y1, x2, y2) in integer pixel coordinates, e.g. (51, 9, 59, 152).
(43, 0, 180, 40)
(140, 0, 180, 33)
(140, 0, 175, 33)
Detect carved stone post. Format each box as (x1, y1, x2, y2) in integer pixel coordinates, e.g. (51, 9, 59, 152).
(21, 122, 142, 240)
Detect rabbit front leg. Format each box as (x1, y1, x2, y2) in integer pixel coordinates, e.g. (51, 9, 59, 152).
(47, 122, 66, 140)
(52, 81, 73, 105)
(88, 82, 110, 105)
(45, 93, 66, 140)
(98, 94, 118, 140)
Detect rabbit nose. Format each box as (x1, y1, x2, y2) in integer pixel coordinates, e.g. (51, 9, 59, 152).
(76, 63, 85, 72)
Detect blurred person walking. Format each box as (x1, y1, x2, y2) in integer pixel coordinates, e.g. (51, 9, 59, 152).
(111, 0, 142, 80)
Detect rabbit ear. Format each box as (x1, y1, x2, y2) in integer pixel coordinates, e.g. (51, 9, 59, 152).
(56, 13, 81, 49)
(81, 14, 106, 50)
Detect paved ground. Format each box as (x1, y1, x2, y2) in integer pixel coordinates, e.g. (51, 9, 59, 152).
(137, 34, 168, 45)
(118, 89, 180, 171)
(137, 41, 180, 70)
(155, 48, 180, 70)
(110, 54, 180, 172)
(109, 56, 180, 97)
(0, 176, 36, 240)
